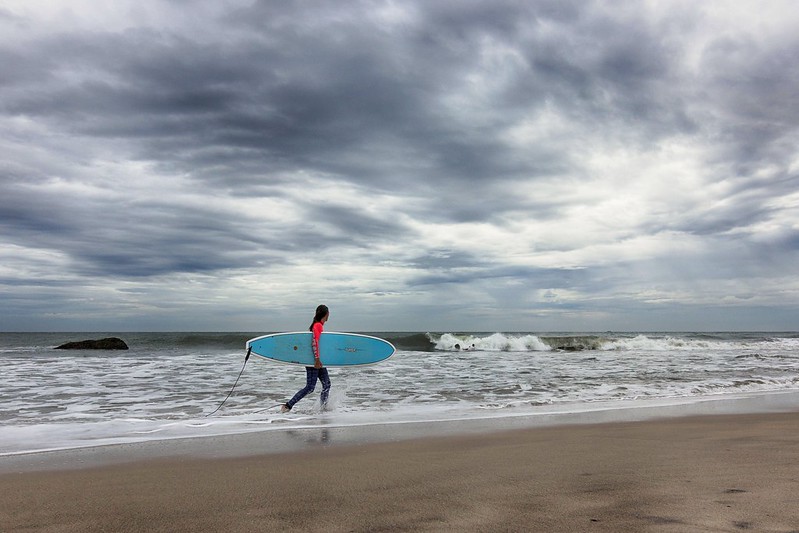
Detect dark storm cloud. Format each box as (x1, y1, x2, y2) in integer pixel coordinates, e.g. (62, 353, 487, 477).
(3, 0, 702, 217)
(4, 0, 586, 192)
(305, 203, 411, 245)
(0, 183, 270, 278)
(700, 33, 799, 167)
(6, 2, 793, 188)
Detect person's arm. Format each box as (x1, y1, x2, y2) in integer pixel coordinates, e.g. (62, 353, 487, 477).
(312, 323, 323, 368)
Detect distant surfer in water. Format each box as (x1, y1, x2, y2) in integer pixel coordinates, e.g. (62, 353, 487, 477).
(281, 305, 331, 412)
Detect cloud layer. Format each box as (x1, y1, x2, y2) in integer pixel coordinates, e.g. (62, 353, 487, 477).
(1, 0, 798, 331)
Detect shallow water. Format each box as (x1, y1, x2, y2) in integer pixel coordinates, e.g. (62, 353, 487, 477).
(2, 331, 798, 454)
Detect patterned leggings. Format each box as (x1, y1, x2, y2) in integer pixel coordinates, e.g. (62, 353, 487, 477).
(287, 367, 331, 408)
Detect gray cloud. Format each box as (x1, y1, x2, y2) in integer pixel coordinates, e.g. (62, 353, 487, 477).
(1, 0, 797, 331)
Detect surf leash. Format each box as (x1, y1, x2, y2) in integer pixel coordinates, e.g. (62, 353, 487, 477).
(206, 346, 251, 417)
(254, 403, 285, 414)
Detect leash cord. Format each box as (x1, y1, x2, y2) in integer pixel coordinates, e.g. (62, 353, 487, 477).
(206, 347, 251, 417)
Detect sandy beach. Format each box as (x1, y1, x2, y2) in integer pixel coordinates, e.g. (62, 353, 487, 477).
(2, 411, 799, 532)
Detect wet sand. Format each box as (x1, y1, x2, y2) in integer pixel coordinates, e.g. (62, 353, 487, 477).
(2, 412, 799, 532)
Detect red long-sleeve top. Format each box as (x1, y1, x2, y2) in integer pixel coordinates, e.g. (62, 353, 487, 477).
(312, 321, 324, 360)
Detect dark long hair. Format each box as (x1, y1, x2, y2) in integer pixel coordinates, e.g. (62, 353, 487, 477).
(309, 304, 329, 331)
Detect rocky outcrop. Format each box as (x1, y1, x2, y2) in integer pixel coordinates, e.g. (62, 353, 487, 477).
(55, 337, 129, 350)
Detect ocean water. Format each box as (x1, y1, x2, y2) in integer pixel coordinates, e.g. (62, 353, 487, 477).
(1, 331, 798, 455)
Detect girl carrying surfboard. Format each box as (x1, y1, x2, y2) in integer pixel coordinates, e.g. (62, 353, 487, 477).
(281, 305, 332, 412)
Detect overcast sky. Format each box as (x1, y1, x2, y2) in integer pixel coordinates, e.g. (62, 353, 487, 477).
(1, 1, 798, 332)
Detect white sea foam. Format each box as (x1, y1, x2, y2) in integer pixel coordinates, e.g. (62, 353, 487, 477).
(435, 332, 551, 351)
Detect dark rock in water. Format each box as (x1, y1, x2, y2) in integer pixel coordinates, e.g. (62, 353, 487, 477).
(55, 337, 129, 350)
(557, 345, 580, 352)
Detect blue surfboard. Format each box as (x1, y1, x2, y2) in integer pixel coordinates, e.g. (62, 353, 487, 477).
(246, 332, 396, 367)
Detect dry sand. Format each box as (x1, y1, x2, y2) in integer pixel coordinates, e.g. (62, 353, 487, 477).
(2, 412, 799, 532)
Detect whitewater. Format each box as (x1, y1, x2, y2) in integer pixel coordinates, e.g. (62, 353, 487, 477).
(1, 331, 798, 455)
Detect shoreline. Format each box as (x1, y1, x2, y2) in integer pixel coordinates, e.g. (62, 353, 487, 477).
(2, 410, 799, 531)
(4, 389, 799, 474)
